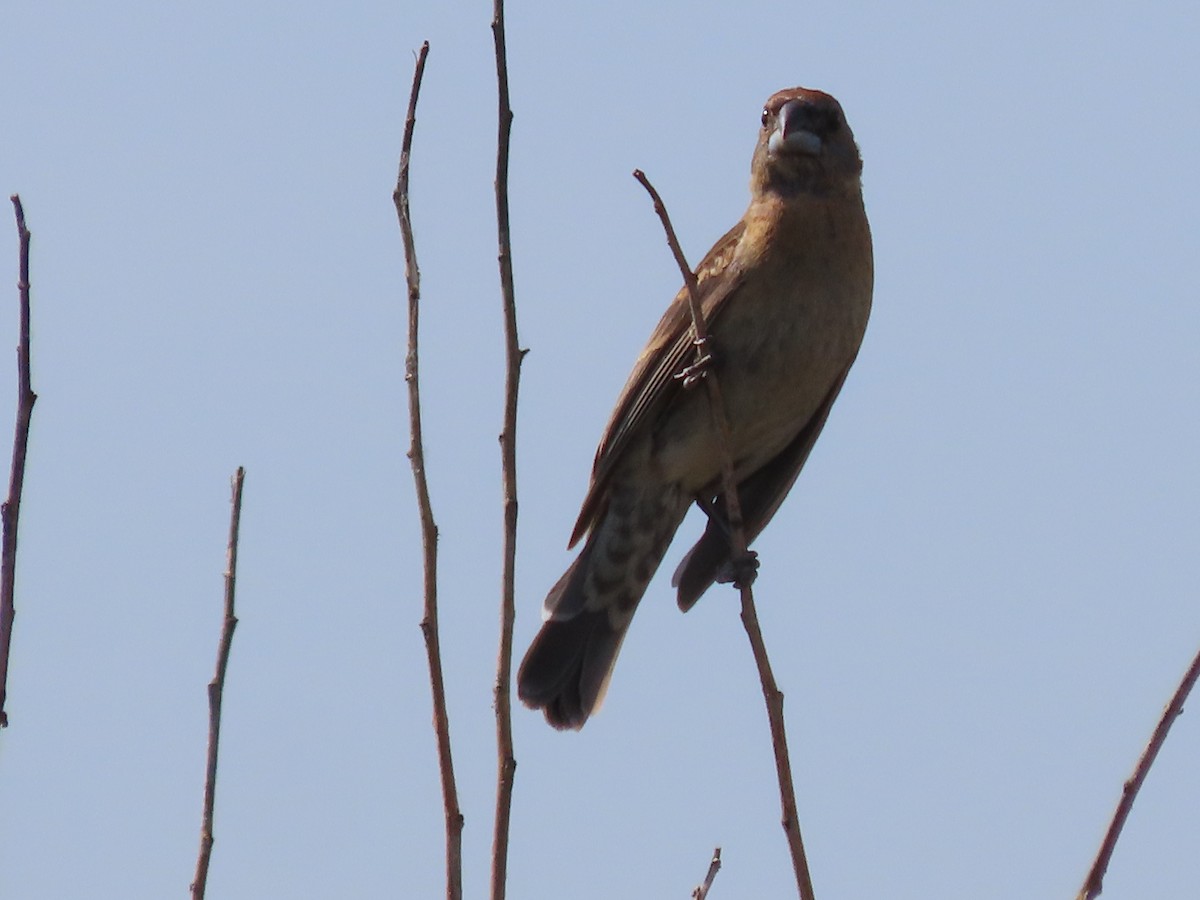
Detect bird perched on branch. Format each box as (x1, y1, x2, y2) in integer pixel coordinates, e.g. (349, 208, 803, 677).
(518, 87, 873, 729)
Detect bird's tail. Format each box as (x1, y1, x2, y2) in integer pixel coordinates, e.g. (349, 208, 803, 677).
(517, 483, 686, 729)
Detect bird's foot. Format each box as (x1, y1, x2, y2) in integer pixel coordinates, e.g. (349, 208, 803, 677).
(675, 337, 714, 389)
(716, 551, 759, 590)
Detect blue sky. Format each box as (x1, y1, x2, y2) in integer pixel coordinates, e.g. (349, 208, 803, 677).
(1, 2, 1198, 897)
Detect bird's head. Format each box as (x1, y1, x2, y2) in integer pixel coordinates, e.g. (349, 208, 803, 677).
(751, 87, 862, 198)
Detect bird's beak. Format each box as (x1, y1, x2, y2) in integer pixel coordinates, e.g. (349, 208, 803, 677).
(767, 99, 823, 157)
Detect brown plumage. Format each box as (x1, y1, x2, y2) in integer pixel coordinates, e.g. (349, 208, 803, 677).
(518, 87, 874, 729)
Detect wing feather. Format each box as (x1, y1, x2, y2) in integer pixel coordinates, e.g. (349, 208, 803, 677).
(568, 220, 747, 546)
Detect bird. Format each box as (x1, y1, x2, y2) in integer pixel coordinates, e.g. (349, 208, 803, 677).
(517, 87, 873, 730)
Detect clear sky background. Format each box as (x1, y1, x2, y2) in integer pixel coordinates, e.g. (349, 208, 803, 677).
(1, 2, 1198, 898)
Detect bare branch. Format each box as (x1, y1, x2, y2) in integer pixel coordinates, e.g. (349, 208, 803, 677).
(490, 2, 522, 897)
(392, 42, 464, 900)
(691, 847, 722, 900)
(0, 194, 38, 728)
(191, 466, 246, 899)
(736, 577, 813, 899)
(634, 170, 816, 900)
(1077, 644, 1200, 900)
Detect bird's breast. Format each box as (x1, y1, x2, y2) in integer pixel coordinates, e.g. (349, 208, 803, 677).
(653, 206, 871, 490)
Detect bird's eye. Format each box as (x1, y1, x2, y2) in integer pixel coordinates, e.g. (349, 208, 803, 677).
(761, 107, 769, 127)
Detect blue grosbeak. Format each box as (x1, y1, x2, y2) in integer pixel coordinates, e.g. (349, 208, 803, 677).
(518, 87, 874, 729)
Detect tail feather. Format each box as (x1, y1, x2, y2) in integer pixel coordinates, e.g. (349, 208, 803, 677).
(518, 483, 686, 728)
(516, 607, 626, 730)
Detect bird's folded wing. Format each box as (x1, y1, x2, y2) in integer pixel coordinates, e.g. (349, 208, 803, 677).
(569, 220, 747, 547)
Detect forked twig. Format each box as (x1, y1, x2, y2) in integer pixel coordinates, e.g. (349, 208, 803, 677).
(191, 467, 246, 899)
(692, 846, 723, 900)
(0, 195, 38, 728)
(392, 42, 464, 900)
(633, 170, 816, 900)
(1077, 644, 1200, 900)
(490, 2, 523, 897)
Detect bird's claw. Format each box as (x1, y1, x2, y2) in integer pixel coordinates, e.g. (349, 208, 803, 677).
(676, 337, 714, 389)
(676, 354, 712, 389)
(716, 551, 759, 589)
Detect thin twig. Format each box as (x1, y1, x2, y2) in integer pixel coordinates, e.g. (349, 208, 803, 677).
(634, 170, 816, 900)
(738, 582, 813, 900)
(490, 3, 522, 898)
(191, 466, 246, 899)
(1076, 644, 1200, 900)
(0, 195, 37, 728)
(630, 172, 744, 536)
(392, 42, 464, 900)
(691, 847, 722, 900)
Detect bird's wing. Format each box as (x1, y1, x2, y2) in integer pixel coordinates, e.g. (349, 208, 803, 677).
(569, 220, 747, 547)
